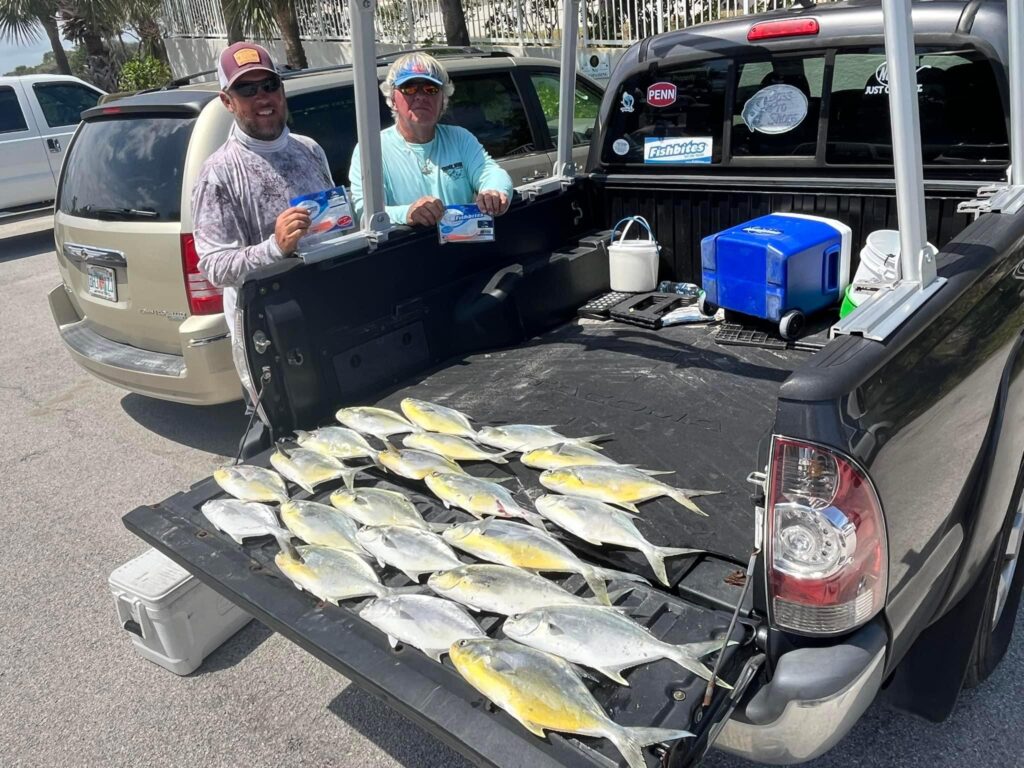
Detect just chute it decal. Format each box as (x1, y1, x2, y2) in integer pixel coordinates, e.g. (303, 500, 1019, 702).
(646, 82, 677, 108)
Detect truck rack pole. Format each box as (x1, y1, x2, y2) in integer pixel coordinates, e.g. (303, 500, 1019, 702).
(554, 0, 582, 178)
(351, 0, 389, 233)
(1010, 0, 1024, 187)
(831, 0, 946, 342)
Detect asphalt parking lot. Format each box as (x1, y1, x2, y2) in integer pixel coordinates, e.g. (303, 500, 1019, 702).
(2, 214, 1022, 768)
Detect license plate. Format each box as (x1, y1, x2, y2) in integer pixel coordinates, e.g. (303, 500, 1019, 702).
(87, 265, 117, 302)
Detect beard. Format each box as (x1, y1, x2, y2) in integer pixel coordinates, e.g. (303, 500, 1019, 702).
(236, 109, 287, 141)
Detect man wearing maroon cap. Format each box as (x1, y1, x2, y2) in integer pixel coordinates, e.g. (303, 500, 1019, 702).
(192, 42, 334, 456)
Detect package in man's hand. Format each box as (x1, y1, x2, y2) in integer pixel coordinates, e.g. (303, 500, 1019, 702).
(290, 186, 355, 248)
(437, 204, 495, 244)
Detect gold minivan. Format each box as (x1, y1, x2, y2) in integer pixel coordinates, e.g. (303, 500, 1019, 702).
(48, 53, 603, 404)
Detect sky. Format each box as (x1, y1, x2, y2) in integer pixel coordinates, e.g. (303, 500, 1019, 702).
(0, 38, 71, 75)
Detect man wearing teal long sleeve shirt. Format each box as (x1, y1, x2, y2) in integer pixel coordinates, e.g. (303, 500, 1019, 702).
(349, 53, 514, 227)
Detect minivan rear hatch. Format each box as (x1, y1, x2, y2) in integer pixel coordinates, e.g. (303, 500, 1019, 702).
(54, 99, 210, 354)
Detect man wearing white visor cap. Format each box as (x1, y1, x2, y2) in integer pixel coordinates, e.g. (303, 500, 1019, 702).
(349, 52, 514, 227)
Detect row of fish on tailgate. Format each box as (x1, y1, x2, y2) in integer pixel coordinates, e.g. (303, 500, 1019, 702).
(201, 398, 726, 768)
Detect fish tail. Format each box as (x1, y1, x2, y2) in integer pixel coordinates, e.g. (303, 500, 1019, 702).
(643, 544, 704, 587)
(383, 438, 397, 453)
(666, 488, 711, 516)
(675, 637, 739, 659)
(488, 450, 511, 464)
(594, 565, 651, 587)
(581, 568, 612, 605)
(341, 463, 373, 491)
(519, 508, 549, 530)
(577, 434, 613, 449)
(662, 646, 733, 689)
(606, 724, 694, 768)
(274, 531, 304, 562)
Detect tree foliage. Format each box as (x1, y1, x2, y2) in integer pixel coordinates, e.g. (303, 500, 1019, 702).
(117, 52, 170, 89)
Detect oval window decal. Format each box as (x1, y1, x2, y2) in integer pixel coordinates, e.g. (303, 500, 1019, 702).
(741, 84, 809, 135)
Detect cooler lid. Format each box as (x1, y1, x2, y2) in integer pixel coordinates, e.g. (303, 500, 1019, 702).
(109, 548, 194, 602)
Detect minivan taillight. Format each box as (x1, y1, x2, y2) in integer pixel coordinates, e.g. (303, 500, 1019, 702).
(747, 18, 819, 41)
(181, 233, 223, 315)
(766, 436, 887, 635)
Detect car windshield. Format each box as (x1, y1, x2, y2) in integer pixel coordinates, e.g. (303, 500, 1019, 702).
(58, 115, 196, 222)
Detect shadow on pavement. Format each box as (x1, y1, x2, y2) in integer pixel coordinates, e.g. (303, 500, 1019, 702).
(121, 394, 248, 457)
(191, 619, 274, 675)
(328, 685, 473, 768)
(0, 228, 55, 263)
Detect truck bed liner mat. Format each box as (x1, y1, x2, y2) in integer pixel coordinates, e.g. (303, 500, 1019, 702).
(124, 319, 808, 766)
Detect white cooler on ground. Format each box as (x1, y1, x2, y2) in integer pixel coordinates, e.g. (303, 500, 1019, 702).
(109, 548, 252, 675)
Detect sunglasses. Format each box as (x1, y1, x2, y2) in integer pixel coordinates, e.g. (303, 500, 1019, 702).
(397, 83, 441, 97)
(231, 76, 282, 98)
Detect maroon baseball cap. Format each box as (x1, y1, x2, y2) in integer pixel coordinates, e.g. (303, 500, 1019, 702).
(217, 42, 277, 90)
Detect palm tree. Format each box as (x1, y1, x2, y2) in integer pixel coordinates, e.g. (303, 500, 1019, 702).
(0, 0, 71, 74)
(223, 0, 307, 70)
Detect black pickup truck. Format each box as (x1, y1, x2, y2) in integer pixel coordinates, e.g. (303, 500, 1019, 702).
(125, 1, 1024, 765)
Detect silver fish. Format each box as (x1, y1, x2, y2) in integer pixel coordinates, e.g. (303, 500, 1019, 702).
(520, 442, 623, 470)
(539, 465, 719, 516)
(403, 432, 510, 464)
(200, 499, 292, 548)
(503, 604, 733, 688)
(442, 518, 647, 605)
(356, 525, 463, 581)
(275, 544, 413, 604)
(424, 472, 547, 528)
(213, 465, 288, 504)
(535, 495, 701, 586)
(295, 427, 378, 462)
(359, 594, 485, 661)
(270, 447, 370, 494)
(476, 425, 610, 453)
(279, 499, 365, 556)
(400, 397, 478, 439)
(427, 564, 606, 615)
(335, 406, 420, 439)
(329, 487, 430, 530)
(377, 447, 466, 480)
(449, 638, 692, 768)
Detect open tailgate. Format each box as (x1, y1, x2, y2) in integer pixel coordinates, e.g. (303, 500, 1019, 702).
(124, 462, 760, 768)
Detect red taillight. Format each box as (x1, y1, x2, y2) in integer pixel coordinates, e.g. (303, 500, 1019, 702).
(181, 233, 223, 315)
(766, 436, 887, 635)
(747, 18, 820, 41)
(101, 106, 122, 115)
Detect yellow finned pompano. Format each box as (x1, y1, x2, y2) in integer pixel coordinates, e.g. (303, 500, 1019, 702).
(356, 525, 463, 581)
(270, 447, 371, 494)
(476, 425, 610, 454)
(424, 472, 547, 528)
(275, 544, 414, 604)
(441, 518, 647, 605)
(335, 406, 421, 439)
(521, 442, 623, 470)
(213, 465, 289, 504)
(377, 447, 467, 480)
(329, 487, 430, 530)
(503, 604, 734, 688)
(449, 638, 692, 767)
(200, 499, 293, 549)
(403, 433, 510, 464)
(295, 427, 377, 462)
(400, 398, 477, 439)
(427, 564, 608, 615)
(539, 465, 718, 516)
(535, 495, 702, 586)
(359, 594, 486, 662)
(279, 500, 365, 555)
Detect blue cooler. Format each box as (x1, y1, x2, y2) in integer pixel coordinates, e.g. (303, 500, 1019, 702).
(700, 213, 851, 338)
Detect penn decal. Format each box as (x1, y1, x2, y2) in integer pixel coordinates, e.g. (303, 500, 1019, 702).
(647, 82, 677, 108)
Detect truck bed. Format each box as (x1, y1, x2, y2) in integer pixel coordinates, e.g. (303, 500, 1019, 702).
(125, 316, 821, 767)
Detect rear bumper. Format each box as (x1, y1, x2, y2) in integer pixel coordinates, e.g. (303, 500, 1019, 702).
(713, 621, 887, 765)
(48, 283, 242, 406)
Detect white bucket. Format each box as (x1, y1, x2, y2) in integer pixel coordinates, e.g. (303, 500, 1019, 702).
(854, 230, 902, 286)
(608, 216, 661, 292)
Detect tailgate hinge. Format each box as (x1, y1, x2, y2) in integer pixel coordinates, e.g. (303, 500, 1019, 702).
(957, 183, 1024, 219)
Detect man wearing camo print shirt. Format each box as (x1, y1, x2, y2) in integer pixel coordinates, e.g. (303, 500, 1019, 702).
(192, 42, 333, 449)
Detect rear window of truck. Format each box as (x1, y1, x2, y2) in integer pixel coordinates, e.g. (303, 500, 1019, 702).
(58, 115, 196, 221)
(602, 45, 1008, 171)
